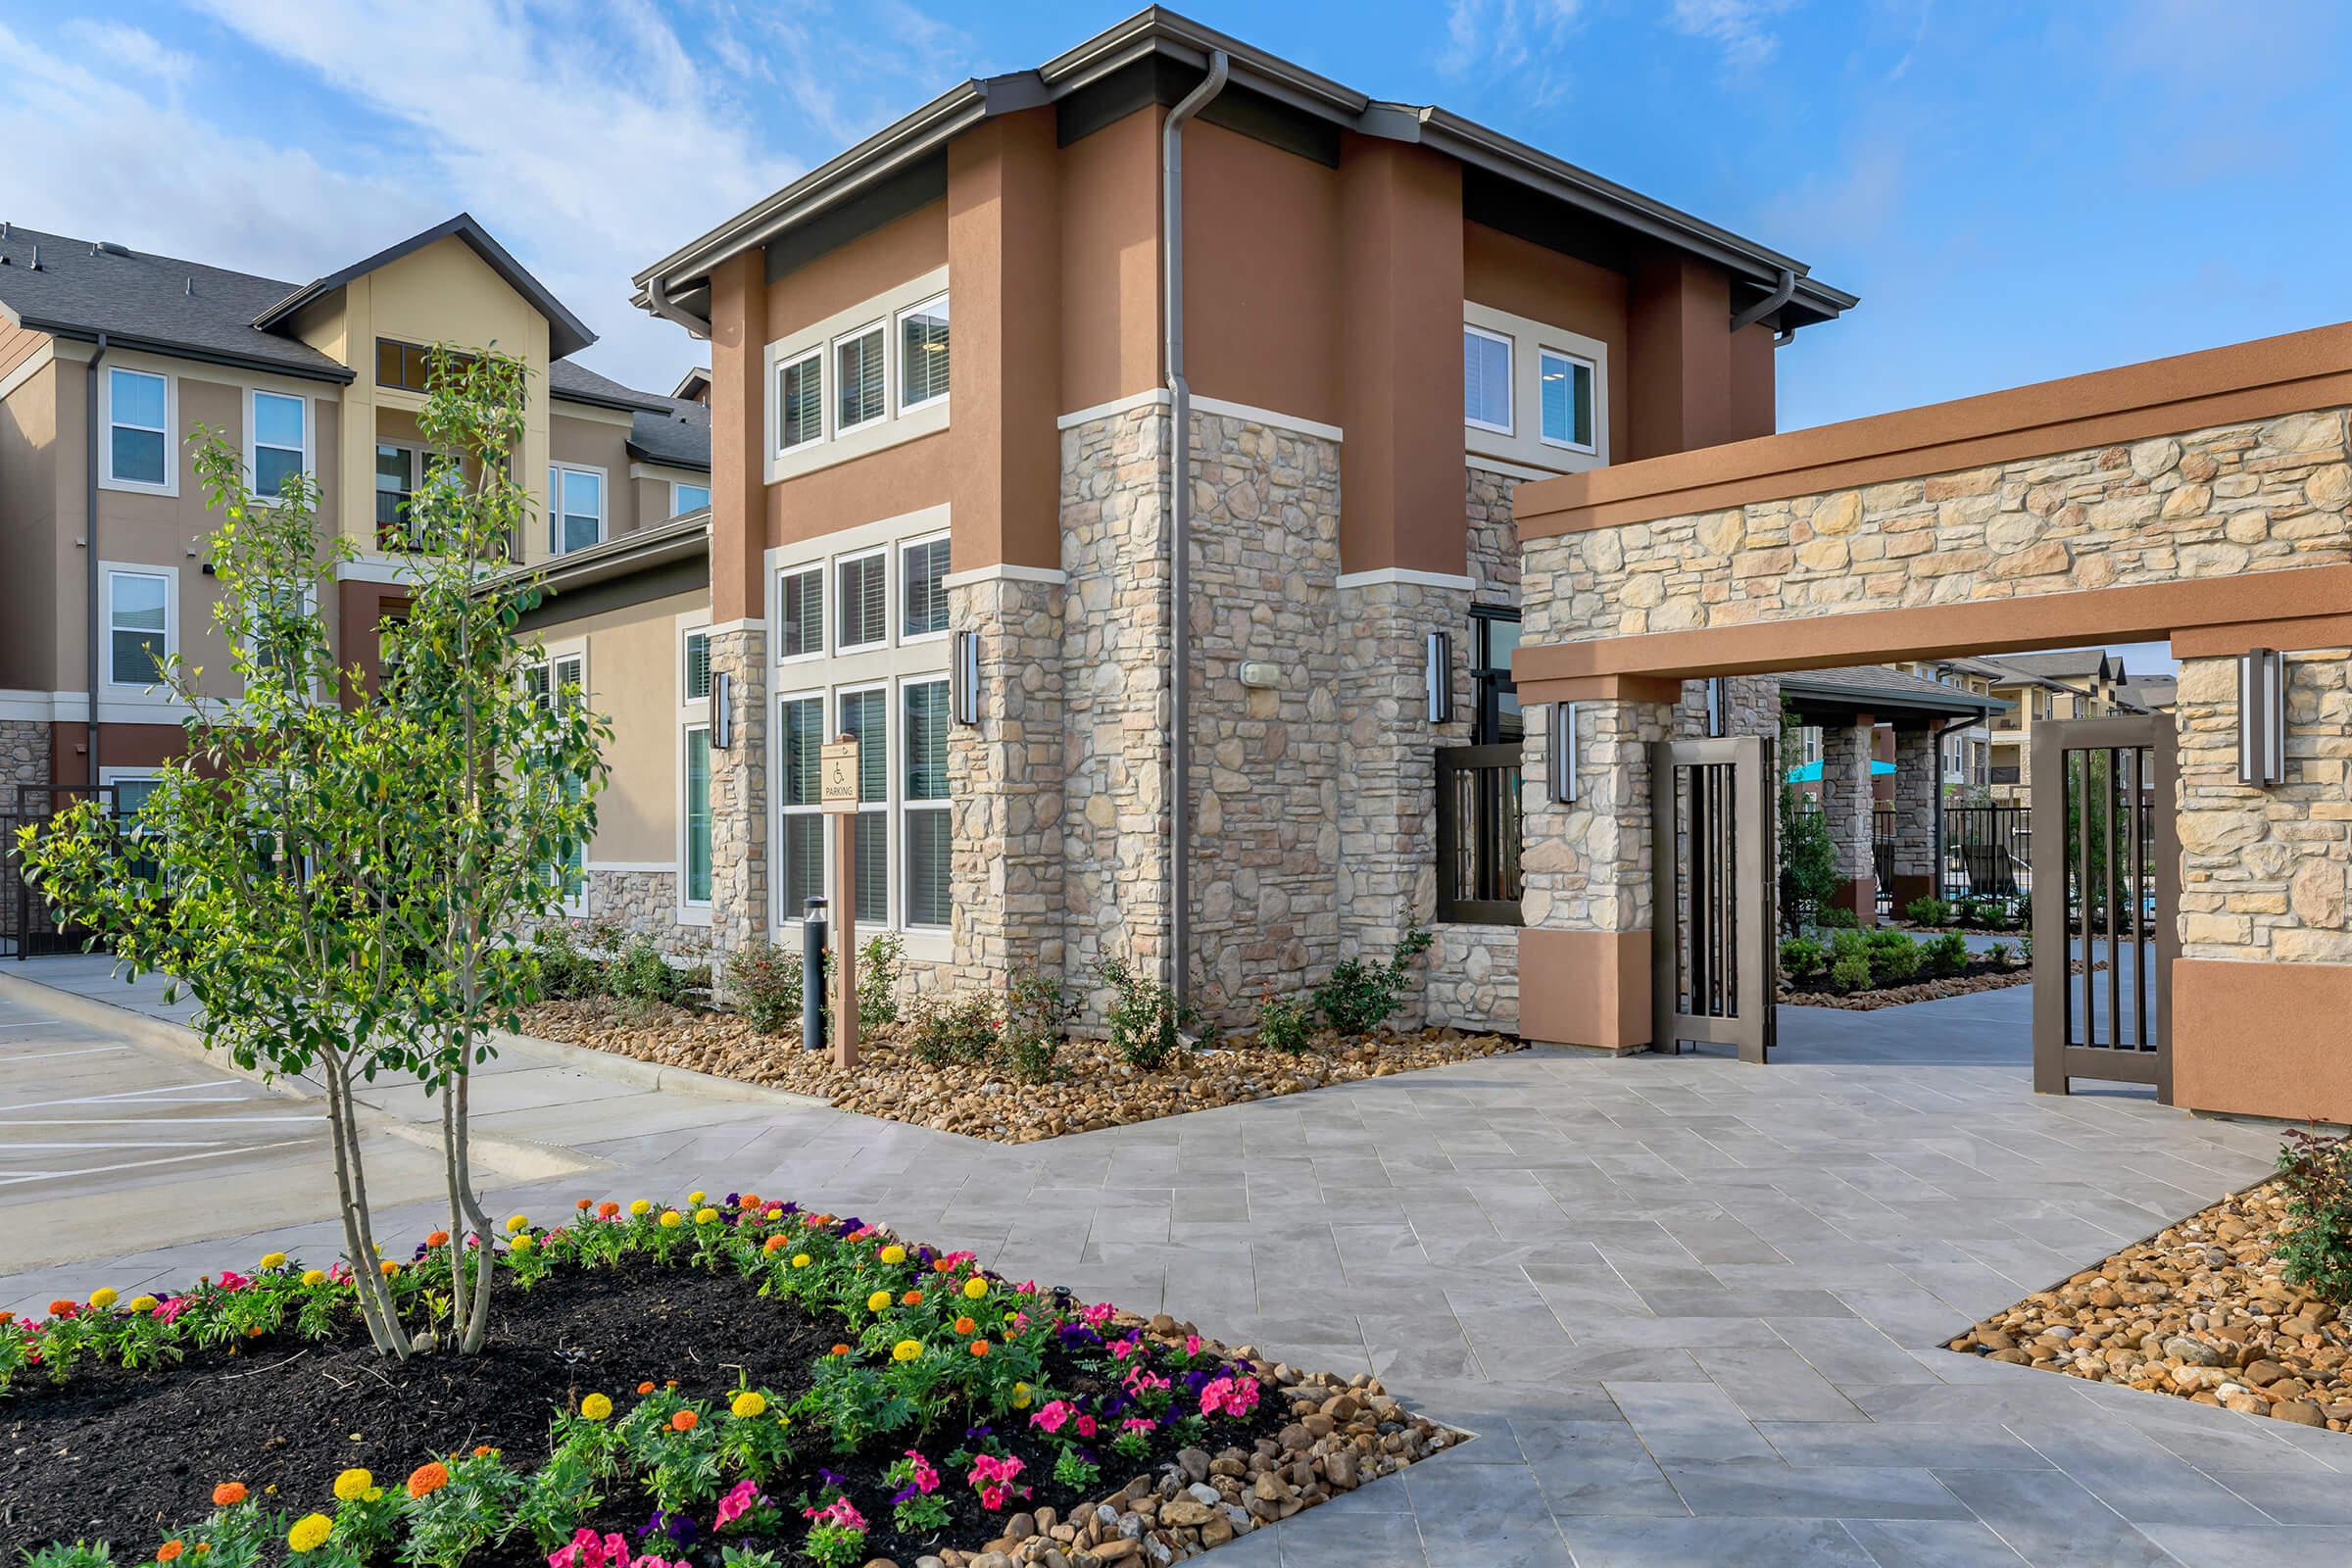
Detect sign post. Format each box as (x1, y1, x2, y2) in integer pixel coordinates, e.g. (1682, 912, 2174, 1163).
(820, 735, 861, 1068)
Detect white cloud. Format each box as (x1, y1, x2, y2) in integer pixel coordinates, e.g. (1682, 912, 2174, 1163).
(1669, 0, 1796, 69)
(1437, 0, 1585, 108)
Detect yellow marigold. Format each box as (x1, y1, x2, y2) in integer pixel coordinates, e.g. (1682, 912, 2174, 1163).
(128, 1295, 159, 1314)
(629, 1199, 653, 1216)
(891, 1339, 923, 1362)
(301, 1269, 326, 1287)
(695, 1207, 719, 1226)
(510, 1234, 535, 1254)
(792, 1253, 811, 1268)
(580, 1393, 613, 1421)
(259, 1252, 286, 1270)
(764, 1206, 782, 1219)
(88, 1287, 119, 1310)
(730, 1390, 767, 1418)
(688, 1190, 707, 1206)
(659, 1210, 683, 1229)
(332, 1468, 372, 1502)
(879, 1244, 906, 1265)
(1011, 1382, 1034, 1409)
(287, 1515, 331, 1554)
(962, 1276, 989, 1300)
(506, 1213, 529, 1234)
(378, 1260, 400, 1278)
(866, 1290, 892, 1312)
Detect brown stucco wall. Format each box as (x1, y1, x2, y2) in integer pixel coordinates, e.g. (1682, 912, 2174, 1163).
(1058, 106, 1162, 412)
(762, 201, 949, 344)
(1185, 121, 1343, 427)
(1462, 220, 1630, 458)
(50, 719, 186, 786)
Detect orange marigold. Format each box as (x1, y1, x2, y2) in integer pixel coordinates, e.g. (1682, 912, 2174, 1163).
(670, 1409, 699, 1432)
(424, 1231, 450, 1248)
(830, 1343, 851, 1356)
(763, 1235, 789, 1253)
(598, 1200, 620, 1219)
(955, 1316, 977, 1336)
(933, 1257, 955, 1273)
(158, 1543, 185, 1563)
(637, 1381, 656, 1395)
(406, 1462, 449, 1498)
(211, 1483, 247, 1506)
(739, 1193, 760, 1209)
(575, 1198, 593, 1210)
(901, 1290, 924, 1306)
(970, 1339, 991, 1356)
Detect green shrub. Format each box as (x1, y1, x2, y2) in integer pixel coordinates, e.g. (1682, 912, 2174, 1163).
(857, 931, 905, 1030)
(1004, 966, 1079, 1083)
(1780, 936, 1828, 981)
(1816, 906, 1860, 931)
(1829, 928, 1869, 963)
(533, 922, 607, 1001)
(723, 940, 806, 1034)
(1904, 896, 1953, 927)
(1867, 931, 1922, 985)
(1099, 956, 1198, 1069)
(1925, 930, 1970, 977)
(607, 934, 683, 1004)
(2277, 1129, 2352, 1305)
(1313, 923, 1434, 1036)
(1256, 992, 1315, 1054)
(906, 995, 999, 1067)
(1986, 941, 2014, 967)
(1830, 953, 1873, 993)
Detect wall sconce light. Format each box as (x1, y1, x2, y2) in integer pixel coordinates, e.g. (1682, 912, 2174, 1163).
(711, 669, 733, 750)
(2238, 647, 2285, 785)
(1240, 661, 1281, 690)
(1704, 676, 1727, 738)
(1425, 631, 1453, 724)
(953, 629, 982, 726)
(1549, 702, 1580, 805)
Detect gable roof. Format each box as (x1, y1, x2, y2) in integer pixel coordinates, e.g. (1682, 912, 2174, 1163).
(252, 213, 596, 361)
(1780, 664, 2011, 721)
(627, 395, 712, 471)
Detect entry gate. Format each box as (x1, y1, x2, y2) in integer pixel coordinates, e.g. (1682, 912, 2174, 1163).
(2031, 715, 2177, 1101)
(1651, 735, 1777, 1062)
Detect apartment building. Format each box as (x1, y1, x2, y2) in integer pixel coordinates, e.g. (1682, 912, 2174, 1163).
(501, 9, 1862, 1028)
(1928, 651, 2145, 803)
(0, 215, 710, 801)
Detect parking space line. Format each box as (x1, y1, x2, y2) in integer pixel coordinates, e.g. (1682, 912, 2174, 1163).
(0, 1138, 313, 1186)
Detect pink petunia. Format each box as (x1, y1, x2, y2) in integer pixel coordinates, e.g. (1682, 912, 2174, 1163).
(714, 1478, 763, 1527)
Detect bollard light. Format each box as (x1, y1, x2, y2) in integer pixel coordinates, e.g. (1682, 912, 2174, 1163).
(2238, 647, 2285, 786)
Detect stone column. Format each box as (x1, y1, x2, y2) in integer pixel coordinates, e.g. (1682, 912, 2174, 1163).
(1888, 726, 1940, 914)
(707, 626, 767, 961)
(1821, 715, 1877, 925)
(0, 720, 48, 802)
(1518, 692, 1675, 1052)
(948, 573, 1065, 989)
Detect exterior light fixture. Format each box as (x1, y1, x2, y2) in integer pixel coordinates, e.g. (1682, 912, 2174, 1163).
(711, 669, 733, 750)
(1239, 661, 1281, 690)
(953, 629, 982, 726)
(1704, 676, 1727, 738)
(2238, 647, 2285, 785)
(1425, 631, 1453, 724)
(1549, 702, 1580, 805)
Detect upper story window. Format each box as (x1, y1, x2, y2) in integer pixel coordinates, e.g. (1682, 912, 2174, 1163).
(107, 569, 172, 686)
(1463, 325, 1513, 433)
(835, 323, 887, 433)
(1538, 349, 1596, 454)
(376, 339, 473, 393)
(900, 294, 950, 410)
(548, 464, 605, 556)
(778, 350, 824, 451)
(682, 628, 711, 702)
(766, 270, 951, 479)
(249, 391, 308, 500)
(836, 549, 888, 652)
(778, 565, 824, 660)
(671, 481, 711, 516)
(901, 534, 950, 639)
(105, 368, 172, 490)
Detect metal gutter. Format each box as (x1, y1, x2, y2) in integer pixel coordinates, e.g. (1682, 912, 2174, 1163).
(1731, 268, 1796, 336)
(1164, 48, 1230, 1009)
(24, 319, 355, 385)
(483, 512, 711, 602)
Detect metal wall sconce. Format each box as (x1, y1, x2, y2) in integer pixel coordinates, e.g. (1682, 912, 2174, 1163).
(953, 629, 982, 726)
(1426, 630, 1452, 724)
(2238, 647, 2285, 785)
(1704, 676, 1727, 738)
(711, 670, 733, 750)
(1549, 702, 1580, 804)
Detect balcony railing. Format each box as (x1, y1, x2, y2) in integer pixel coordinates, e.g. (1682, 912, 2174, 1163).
(1435, 745, 1523, 925)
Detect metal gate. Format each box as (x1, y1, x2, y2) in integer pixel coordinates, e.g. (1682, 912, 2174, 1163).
(2031, 715, 2177, 1101)
(1651, 735, 1777, 1062)
(5, 784, 123, 958)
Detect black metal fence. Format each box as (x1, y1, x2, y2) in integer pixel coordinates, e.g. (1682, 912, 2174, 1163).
(1940, 804, 2032, 905)
(3, 784, 137, 957)
(1436, 745, 1524, 925)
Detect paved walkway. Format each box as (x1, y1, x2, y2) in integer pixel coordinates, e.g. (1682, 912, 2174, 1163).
(2, 964, 2344, 1566)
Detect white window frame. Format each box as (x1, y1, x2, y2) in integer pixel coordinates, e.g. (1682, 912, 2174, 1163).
(527, 643, 591, 914)
(680, 625, 713, 706)
(896, 291, 951, 413)
(897, 529, 952, 645)
(775, 346, 825, 456)
(675, 607, 713, 922)
(763, 266, 951, 484)
(244, 388, 312, 505)
(103, 565, 177, 690)
(831, 318, 890, 436)
(776, 563, 827, 663)
(547, 463, 607, 557)
(835, 680, 893, 930)
(900, 675, 952, 931)
(1462, 322, 1514, 436)
(773, 685, 829, 931)
(834, 546, 890, 655)
(1535, 346, 1599, 457)
(670, 479, 711, 517)
(101, 367, 175, 495)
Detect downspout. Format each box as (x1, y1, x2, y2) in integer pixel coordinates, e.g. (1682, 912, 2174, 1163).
(1730, 268, 1795, 337)
(84, 332, 109, 789)
(644, 272, 712, 338)
(1164, 49, 1228, 1009)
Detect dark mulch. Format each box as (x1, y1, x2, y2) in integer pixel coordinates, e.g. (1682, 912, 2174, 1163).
(2, 1258, 1283, 1563)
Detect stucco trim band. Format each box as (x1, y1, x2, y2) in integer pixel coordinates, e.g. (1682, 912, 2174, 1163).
(1519, 927, 1652, 1052)
(1518, 566, 2352, 691)
(1516, 319, 2352, 537)
(2172, 614, 2352, 660)
(2173, 958, 2352, 1126)
(1190, 396, 1345, 444)
(1056, 389, 1171, 428)
(944, 563, 1069, 589)
(1335, 567, 1476, 592)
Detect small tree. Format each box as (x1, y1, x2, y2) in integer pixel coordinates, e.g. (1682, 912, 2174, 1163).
(19, 445, 423, 1357)
(381, 345, 610, 1352)
(1778, 703, 1839, 934)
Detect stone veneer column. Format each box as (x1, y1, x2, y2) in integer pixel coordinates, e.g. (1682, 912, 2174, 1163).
(948, 574, 1066, 987)
(1888, 727, 1940, 912)
(0, 720, 48, 802)
(1820, 717, 1877, 924)
(707, 626, 767, 961)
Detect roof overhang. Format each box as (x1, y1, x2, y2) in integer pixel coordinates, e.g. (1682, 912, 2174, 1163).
(488, 512, 710, 605)
(1780, 671, 2013, 724)
(6, 309, 358, 385)
(258, 213, 599, 360)
(630, 5, 1854, 334)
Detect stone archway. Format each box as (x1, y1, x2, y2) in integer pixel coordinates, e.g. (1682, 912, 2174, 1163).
(1509, 321, 2352, 1124)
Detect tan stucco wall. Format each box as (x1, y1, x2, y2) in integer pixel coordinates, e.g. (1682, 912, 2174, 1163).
(0, 355, 61, 693)
(546, 590, 708, 866)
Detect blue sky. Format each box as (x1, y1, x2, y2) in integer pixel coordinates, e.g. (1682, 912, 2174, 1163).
(2, 0, 2342, 449)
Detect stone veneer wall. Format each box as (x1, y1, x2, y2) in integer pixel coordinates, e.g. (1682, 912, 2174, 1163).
(1185, 413, 1344, 1020)
(576, 869, 711, 958)
(947, 574, 1067, 990)
(1519, 696, 1670, 940)
(2177, 649, 2351, 964)
(0, 720, 47, 802)
(706, 626, 767, 988)
(1426, 923, 1519, 1034)
(1888, 727, 1939, 896)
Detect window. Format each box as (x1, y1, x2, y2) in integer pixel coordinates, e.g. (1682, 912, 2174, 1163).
(777, 694, 826, 921)
(901, 535, 950, 639)
(903, 678, 951, 928)
(1463, 325, 1512, 433)
(683, 629, 711, 702)
(778, 565, 825, 660)
(671, 481, 710, 517)
(106, 368, 170, 488)
(834, 323, 887, 433)
(374, 338, 474, 392)
(836, 550, 887, 652)
(1470, 607, 1521, 745)
(107, 570, 172, 686)
(839, 686, 889, 925)
(683, 726, 712, 905)
(528, 652, 588, 906)
(900, 293, 950, 410)
(548, 465, 604, 556)
(376, 444, 416, 547)
(777, 349, 823, 451)
(1538, 349, 1596, 453)
(249, 391, 307, 500)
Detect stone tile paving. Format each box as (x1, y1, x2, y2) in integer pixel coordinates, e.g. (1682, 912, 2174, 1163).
(2, 967, 2346, 1565)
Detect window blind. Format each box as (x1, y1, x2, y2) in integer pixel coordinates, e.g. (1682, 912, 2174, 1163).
(836, 327, 886, 429)
(779, 567, 824, 658)
(902, 537, 950, 636)
(838, 555, 887, 647)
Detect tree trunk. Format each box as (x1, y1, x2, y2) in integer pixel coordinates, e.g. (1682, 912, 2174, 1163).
(320, 1046, 407, 1358)
(333, 1047, 410, 1358)
(439, 1080, 471, 1344)
(452, 1041, 494, 1353)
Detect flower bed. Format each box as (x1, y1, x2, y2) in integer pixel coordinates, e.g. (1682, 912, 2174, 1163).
(3, 1196, 1461, 1564)
(518, 1002, 1521, 1143)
